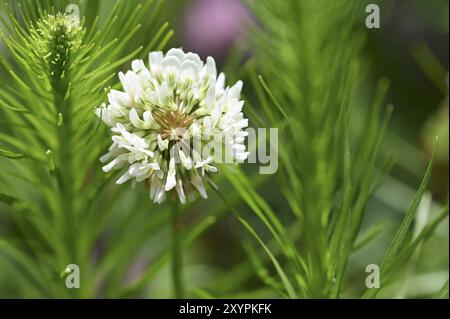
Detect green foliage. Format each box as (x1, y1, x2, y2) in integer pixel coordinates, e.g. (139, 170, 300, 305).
(216, 0, 448, 298)
(0, 0, 172, 298)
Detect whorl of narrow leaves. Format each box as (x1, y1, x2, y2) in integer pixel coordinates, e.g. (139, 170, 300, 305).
(28, 13, 84, 83)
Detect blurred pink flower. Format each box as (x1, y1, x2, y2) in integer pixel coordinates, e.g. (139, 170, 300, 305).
(183, 0, 251, 61)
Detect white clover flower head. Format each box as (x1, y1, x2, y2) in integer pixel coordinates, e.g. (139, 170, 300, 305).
(96, 48, 249, 204)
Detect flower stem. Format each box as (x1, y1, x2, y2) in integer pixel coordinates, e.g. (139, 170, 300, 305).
(171, 203, 184, 298)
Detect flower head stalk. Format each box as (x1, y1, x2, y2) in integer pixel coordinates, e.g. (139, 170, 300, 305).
(97, 48, 249, 203)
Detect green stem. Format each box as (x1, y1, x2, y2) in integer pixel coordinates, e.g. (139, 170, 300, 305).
(171, 203, 184, 298)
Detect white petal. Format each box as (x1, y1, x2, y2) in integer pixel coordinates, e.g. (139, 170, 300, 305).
(155, 187, 166, 203)
(149, 51, 163, 68)
(191, 175, 207, 199)
(116, 171, 132, 184)
(102, 153, 128, 172)
(167, 48, 186, 60)
(165, 157, 177, 191)
(211, 103, 222, 127)
(131, 59, 146, 73)
(175, 179, 186, 204)
(162, 56, 181, 70)
(185, 52, 203, 68)
(149, 176, 157, 199)
(229, 80, 243, 99)
(108, 89, 131, 106)
(99, 152, 112, 163)
(159, 81, 169, 104)
(179, 150, 193, 170)
(206, 86, 215, 110)
(157, 134, 168, 151)
(102, 160, 117, 172)
(149, 162, 161, 171)
(143, 111, 154, 126)
(205, 56, 217, 80)
(215, 73, 225, 95)
(129, 108, 142, 128)
(180, 60, 197, 78)
(165, 175, 176, 192)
